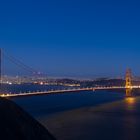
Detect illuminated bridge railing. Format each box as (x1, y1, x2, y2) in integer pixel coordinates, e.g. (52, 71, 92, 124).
(1, 86, 140, 98)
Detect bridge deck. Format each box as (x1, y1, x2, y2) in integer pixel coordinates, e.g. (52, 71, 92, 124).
(0, 86, 137, 98)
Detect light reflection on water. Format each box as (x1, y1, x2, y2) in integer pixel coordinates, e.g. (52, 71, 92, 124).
(125, 97, 136, 105)
(125, 97, 136, 111)
(123, 97, 137, 140)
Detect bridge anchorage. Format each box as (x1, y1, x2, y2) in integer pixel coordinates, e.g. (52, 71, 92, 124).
(125, 69, 133, 97)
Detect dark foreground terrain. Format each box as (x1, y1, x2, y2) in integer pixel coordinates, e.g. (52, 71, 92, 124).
(0, 97, 56, 140)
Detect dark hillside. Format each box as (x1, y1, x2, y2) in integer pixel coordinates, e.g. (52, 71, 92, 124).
(0, 97, 56, 140)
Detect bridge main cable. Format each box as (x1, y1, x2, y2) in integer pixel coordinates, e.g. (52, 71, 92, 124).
(2, 50, 38, 74)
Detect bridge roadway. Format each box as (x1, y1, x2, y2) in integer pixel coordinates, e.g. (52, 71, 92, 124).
(1, 86, 140, 98)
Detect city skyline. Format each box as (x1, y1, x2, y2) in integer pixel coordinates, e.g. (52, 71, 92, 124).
(1, 0, 140, 78)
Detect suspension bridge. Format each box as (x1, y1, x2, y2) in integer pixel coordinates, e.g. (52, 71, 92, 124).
(0, 49, 137, 98)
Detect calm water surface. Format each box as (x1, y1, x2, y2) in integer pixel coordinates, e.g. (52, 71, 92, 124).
(9, 85, 140, 140)
(12, 90, 125, 118)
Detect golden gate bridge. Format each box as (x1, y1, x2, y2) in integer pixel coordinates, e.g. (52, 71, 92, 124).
(0, 49, 137, 98)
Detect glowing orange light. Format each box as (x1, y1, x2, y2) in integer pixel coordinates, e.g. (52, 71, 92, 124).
(125, 97, 136, 105)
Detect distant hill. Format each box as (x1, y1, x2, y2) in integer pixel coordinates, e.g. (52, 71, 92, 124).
(0, 97, 56, 140)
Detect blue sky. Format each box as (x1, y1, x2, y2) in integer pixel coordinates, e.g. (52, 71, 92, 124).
(0, 0, 140, 78)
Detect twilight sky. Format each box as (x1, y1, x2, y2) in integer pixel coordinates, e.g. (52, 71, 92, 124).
(0, 0, 140, 78)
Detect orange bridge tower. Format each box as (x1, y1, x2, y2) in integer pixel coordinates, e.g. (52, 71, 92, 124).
(125, 69, 132, 97)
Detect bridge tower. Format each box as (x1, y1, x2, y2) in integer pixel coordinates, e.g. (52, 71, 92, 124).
(125, 69, 132, 97)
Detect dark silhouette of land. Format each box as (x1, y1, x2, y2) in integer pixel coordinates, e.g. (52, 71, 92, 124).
(0, 97, 56, 140)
